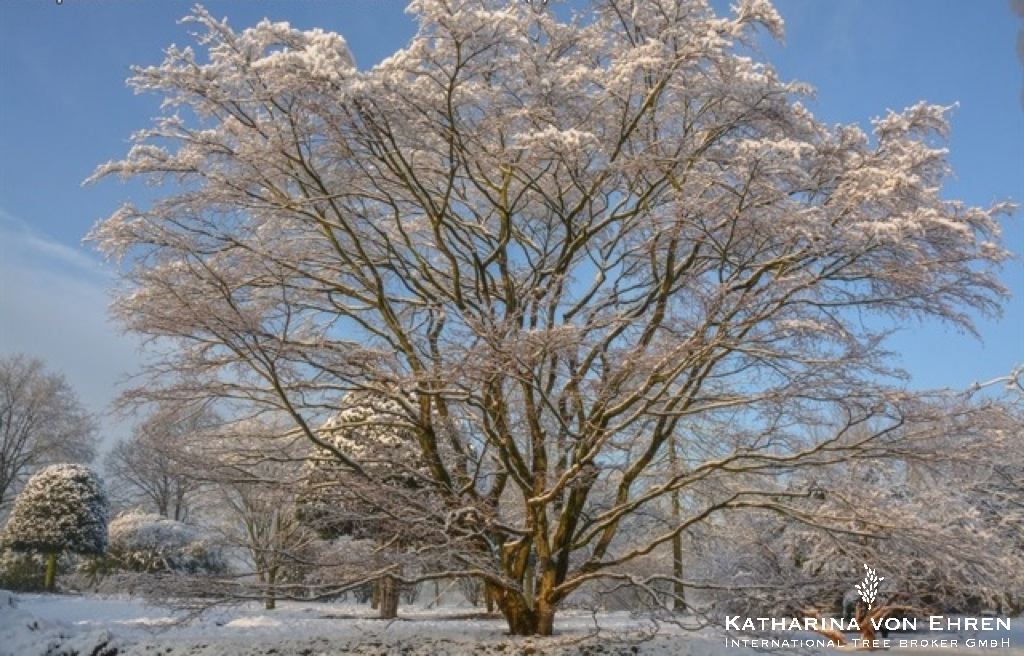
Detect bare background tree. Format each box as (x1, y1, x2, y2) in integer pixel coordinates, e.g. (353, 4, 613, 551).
(0, 354, 96, 513)
(90, 0, 1016, 635)
(186, 420, 328, 611)
(104, 402, 212, 521)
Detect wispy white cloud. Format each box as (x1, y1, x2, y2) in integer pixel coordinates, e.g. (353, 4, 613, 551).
(0, 210, 139, 449)
(0, 208, 104, 276)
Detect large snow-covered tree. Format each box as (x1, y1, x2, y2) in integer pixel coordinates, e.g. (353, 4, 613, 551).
(0, 355, 97, 511)
(2, 464, 109, 590)
(90, 0, 1014, 634)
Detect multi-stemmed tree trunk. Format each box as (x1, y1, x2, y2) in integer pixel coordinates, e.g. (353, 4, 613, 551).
(90, 0, 1015, 635)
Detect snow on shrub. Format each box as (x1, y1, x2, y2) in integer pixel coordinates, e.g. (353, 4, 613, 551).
(3, 464, 108, 555)
(101, 510, 226, 575)
(2, 464, 109, 590)
(0, 550, 49, 592)
(298, 392, 432, 541)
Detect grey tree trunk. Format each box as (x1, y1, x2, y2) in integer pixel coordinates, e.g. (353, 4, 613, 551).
(265, 567, 277, 610)
(378, 575, 399, 619)
(669, 438, 685, 612)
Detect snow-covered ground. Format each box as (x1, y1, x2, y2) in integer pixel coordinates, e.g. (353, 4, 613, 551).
(2, 590, 1021, 656)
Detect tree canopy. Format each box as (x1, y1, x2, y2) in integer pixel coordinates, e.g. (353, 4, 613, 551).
(89, 0, 1014, 635)
(0, 355, 97, 510)
(3, 463, 109, 557)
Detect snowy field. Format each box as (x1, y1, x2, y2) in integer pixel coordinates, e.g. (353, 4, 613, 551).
(2, 590, 1021, 656)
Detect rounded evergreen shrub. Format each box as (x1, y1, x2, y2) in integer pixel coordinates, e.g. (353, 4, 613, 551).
(97, 510, 227, 576)
(2, 464, 109, 590)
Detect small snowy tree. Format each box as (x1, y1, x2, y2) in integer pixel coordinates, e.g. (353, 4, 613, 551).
(217, 475, 315, 610)
(298, 392, 435, 619)
(2, 464, 109, 590)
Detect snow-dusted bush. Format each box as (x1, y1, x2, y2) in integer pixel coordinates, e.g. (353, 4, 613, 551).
(298, 392, 428, 541)
(97, 510, 227, 576)
(2, 464, 108, 590)
(0, 550, 48, 592)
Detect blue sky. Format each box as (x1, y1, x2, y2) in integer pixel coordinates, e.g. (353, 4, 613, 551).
(1, 1, 1021, 442)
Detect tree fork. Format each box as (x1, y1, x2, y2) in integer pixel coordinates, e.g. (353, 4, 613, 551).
(497, 590, 539, 636)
